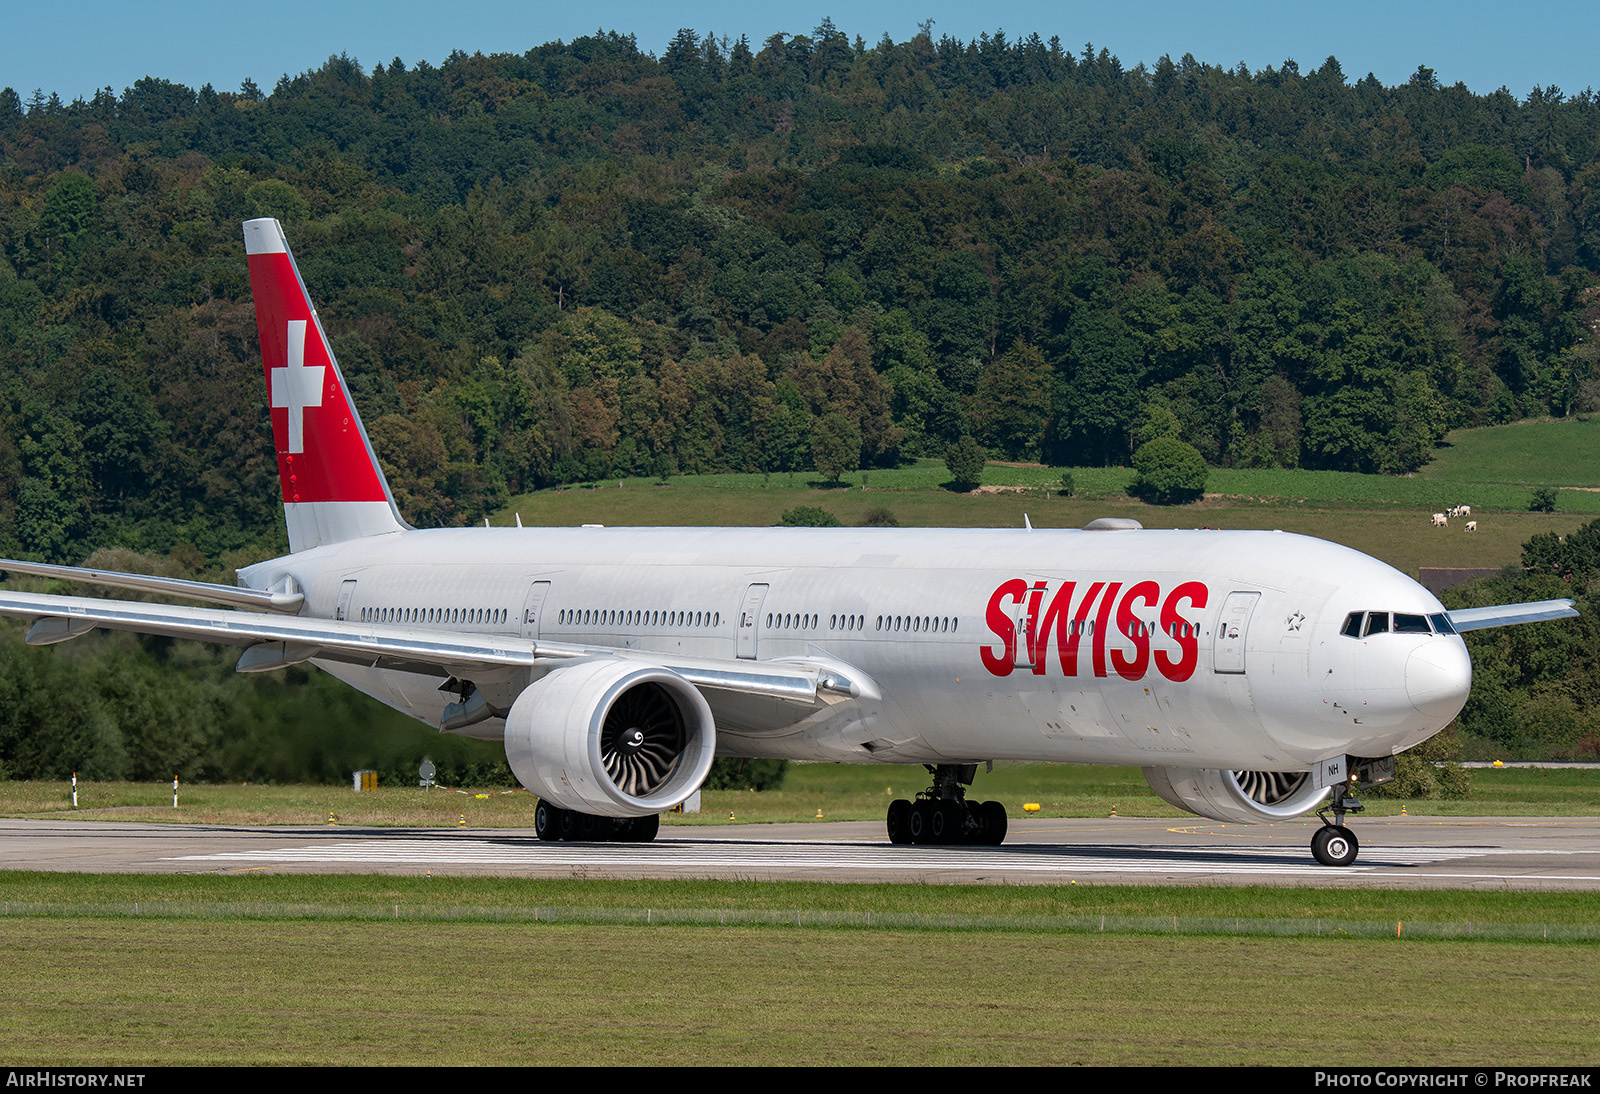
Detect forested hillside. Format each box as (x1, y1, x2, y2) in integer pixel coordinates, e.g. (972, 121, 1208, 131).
(1, 23, 1598, 565)
(3, 26, 1600, 778)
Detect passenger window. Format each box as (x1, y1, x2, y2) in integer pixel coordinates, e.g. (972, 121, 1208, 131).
(1364, 612, 1390, 636)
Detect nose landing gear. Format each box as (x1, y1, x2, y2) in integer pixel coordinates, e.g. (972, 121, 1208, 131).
(1311, 779, 1365, 866)
(885, 763, 1008, 846)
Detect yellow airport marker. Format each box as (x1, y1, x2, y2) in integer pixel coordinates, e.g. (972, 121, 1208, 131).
(327, 813, 336, 825)
(815, 809, 824, 818)
(1023, 802, 1041, 813)
(458, 814, 466, 826)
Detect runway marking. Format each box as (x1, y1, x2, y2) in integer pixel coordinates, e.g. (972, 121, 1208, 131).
(166, 837, 1552, 876)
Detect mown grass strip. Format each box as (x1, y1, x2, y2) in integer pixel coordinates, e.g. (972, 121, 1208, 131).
(3, 872, 1596, 927)
(6, 919, 1596, 1065)
(3, 897, 1595, 943)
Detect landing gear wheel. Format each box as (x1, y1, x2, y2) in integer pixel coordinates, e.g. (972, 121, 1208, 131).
(886, 799, 912, 844)
(980, 800, 1008, 846)
(621, 813, 660, 843)
(929, 802, 953, 842)
(907, 801, 930, 844)
(556, 808, 580, 842)
(576, 813, 613, 841)
(1311, 824, 1359, 867)
(534, 799, 562, 841)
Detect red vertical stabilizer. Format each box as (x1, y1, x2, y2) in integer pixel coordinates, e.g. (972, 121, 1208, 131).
(244, 218, 406, 551)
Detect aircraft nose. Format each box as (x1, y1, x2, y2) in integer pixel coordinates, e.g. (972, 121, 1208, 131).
(1406, 641, 1472, 720)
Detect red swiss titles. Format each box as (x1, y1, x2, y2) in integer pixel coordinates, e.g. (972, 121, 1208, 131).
(981, 579, 1209, 682)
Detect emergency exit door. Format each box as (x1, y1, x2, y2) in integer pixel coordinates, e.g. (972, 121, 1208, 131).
(737, 584, 769, 659)
(1213, 591, 1260, 674)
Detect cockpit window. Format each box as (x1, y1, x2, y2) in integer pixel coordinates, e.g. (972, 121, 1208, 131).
(1343, 610, 1456, 638)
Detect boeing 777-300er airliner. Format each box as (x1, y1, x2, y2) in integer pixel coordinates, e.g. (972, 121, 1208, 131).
(0, 219, 1577, 865)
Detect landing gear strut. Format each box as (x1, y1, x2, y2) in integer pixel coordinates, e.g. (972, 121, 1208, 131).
(534, 799, 660, 843)
(886, 764, 1007, 846)
(1310, 780, 1364, 867)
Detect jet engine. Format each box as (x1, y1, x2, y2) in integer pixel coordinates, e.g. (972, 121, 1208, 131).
(504, 660, 715, 817)
(1141, 766, 1331, 824)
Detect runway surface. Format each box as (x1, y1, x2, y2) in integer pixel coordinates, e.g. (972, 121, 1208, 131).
(3, 814, 1598, 888)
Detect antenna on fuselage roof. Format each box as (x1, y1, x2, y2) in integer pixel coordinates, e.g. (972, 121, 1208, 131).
(516, 513, 523, 528)
(1024, 514, 1033, 531)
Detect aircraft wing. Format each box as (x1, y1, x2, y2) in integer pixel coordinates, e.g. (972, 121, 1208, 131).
(1445, 599, 1578, 632)
(0, 588, 832, 705)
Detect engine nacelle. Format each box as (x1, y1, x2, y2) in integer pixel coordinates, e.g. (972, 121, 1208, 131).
(504, 660, 715, 817)
(1142, 766, 1331, 824)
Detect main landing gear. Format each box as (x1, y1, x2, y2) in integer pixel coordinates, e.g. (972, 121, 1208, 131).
(534, 799, 660, 842)
(886, 764, 1008, 846)
(1310, 780, 1364, 867)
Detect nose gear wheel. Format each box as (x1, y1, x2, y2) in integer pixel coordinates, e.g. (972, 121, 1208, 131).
(1311, 824, 1359, 866)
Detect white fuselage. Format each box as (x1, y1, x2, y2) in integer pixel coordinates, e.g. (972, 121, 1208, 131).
(240, 524, 1472, 774)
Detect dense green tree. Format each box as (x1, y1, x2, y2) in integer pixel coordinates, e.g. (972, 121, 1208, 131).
(777, 505, 841, 526)
(970, 341, 1051, 460)
(944, 434, 986, 489)
(1127, 436, 1207, 504)
(810, 412, 860, 483)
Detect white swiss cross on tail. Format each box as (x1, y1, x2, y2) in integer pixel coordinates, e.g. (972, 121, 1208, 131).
(269, 320, 325, 454)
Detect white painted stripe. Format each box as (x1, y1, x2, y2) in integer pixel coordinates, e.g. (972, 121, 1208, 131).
(168, 838, 1558, 874)
(242, 217, 287, 255)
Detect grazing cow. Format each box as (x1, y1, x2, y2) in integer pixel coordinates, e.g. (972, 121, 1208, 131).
(1432, 513, 1448, 527)
(1467, 521, 1477, 532)
(1458, 505, 1471, 517)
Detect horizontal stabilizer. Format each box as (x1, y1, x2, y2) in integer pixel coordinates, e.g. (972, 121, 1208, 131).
(1446, 598, 1578, 632)
(0, 557, 303, 613)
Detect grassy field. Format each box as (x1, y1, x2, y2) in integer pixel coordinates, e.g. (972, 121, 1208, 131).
(5, 917, 1594, 1065)
(498, 417, 1600, 578)
(1420, 415, 1600, 488)
(2, 871, 1596, 1065)
(2, 765, 1594, 826)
